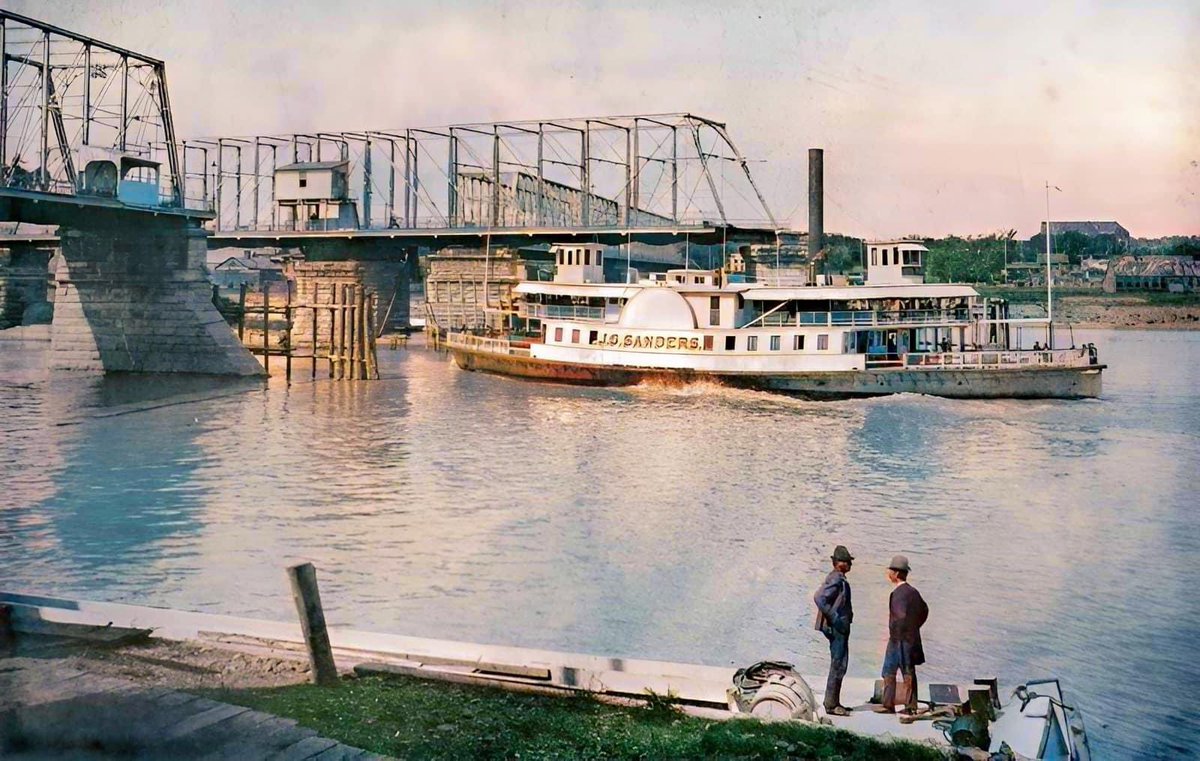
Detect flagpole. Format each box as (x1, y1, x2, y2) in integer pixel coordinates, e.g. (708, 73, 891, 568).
(1045, 181, 1053, 348)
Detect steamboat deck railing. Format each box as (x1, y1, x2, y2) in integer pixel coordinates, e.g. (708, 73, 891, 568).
(447, 333, 532, 357)
(904, 347, 1097, 369)
(792, 309, 973, 327)
(519, 304, 607, 321)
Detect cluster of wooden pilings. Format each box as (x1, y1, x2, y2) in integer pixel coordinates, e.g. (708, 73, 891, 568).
(214, 282, 380, 382)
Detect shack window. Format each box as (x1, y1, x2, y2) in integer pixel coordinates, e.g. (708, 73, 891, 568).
(571, 329, 580, 344)
(770, 335, 781, 351)
(725, 335, 736, 351)
(748, 336, 759, 351)
(817, 334, 829, 350)
(298, 172, 308, 189)
(554, 327, 563, 342)
(793, 334, 805, 350)
(703, 335, 714, 351)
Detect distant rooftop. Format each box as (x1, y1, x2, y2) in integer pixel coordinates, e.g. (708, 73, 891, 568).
(275, 160, 349, 172)
(1035, 221, 1130, 238)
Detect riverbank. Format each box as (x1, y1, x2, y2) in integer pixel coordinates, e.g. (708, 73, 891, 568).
(979, 287, 1200, 329)
(4, 632, 943, 760)
(206, 673, 945, 761)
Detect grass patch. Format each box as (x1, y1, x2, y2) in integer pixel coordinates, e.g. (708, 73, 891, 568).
(200, 674, 946, 760)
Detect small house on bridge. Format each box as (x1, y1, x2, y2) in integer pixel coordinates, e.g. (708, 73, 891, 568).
(273, 160, 359, 231)
(77, 146, 164, 207)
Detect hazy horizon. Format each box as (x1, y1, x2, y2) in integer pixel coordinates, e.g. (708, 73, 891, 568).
(13, 0, 1199, 238)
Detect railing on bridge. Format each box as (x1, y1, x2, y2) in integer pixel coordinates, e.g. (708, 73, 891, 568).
(0, 10, 193, 212)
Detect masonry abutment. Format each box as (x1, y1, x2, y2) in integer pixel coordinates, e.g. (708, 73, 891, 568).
(50, 221, 266, 375)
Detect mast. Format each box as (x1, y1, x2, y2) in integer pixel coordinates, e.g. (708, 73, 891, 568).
(1044, 181, 1054, 347)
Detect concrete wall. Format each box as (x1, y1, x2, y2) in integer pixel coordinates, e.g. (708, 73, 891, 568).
(0, 242, 54, 328)
(289, 260, 410, 350)
(50, 221, 265, 375)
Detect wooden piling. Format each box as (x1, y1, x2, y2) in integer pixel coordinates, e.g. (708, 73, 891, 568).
(331, 286, 342, 379)
(284, 283, 293, 383)
(262, 282, 271, 374)
(355, 284, 364, 379)
(237, 283, 247, 341)
(311, 286, 319, 381)
(286, 563, 339, 687)
(342, 284, 352, 379)
(367, 293, 379, 380)
(348, 284, 355, 379)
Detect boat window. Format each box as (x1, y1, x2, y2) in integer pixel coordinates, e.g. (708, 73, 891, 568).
(554, 327, 563, 342)
(871, 247, 877, 266)
(770, 335, 780, 351)
(725, 335, 736, 351)
(748, 336, 759, 351)
(817, 334, 829, 350)
(589, 330, 597, 345)
(583, 251, 589, 265)
(793, 335, 805, 350)
(571, 329, 580, 343)
(709, 296, 720, 326)
(703, 335, 714, 351)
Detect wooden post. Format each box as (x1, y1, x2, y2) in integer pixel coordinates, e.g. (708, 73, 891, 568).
(331, 285, 342, 379)
(367, 293, 379, 380)
(286, 563, 339, 687)
(262, 282, 271, 373)
(347, 285, 358, 380)
(285, 282, 293, 383)
(237, 283, 247, 342)
(311, 289, 318, 381)
(340, 284, 350, 379)
(356, 287, 368, 379)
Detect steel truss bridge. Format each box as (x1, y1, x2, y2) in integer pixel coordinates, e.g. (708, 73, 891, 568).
(191, 113, 782, 246)
(0, 10, 784, 245)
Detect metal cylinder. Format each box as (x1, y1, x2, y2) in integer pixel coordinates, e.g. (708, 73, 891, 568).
(808, 148, 824, 259)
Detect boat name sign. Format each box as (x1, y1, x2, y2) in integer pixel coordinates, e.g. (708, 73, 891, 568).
(592, 331, 702, 351)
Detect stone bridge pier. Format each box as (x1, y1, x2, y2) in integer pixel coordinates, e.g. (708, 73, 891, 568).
(51, 219, 264, 375)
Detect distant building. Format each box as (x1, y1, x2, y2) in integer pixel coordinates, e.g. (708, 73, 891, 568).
(208, 250, 286, 291)
(273, 160, 360, 231)
(1106, 255, 1200, 293)
(1028, 221, 1131, 256)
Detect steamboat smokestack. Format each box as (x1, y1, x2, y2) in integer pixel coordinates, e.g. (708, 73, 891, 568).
(808, 148, 824, 259)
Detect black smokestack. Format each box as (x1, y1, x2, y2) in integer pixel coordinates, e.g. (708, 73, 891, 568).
(808, 148, 824, 259)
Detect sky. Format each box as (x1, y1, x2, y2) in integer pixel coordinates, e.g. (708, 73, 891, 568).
(11, 0, 1199, 238)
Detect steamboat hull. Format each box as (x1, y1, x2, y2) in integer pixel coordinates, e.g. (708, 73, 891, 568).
(449, 347, 1104, 400)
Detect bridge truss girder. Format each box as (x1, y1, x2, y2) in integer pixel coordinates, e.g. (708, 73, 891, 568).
(0, 10, 185, 209)
(188, 113, 778, 237)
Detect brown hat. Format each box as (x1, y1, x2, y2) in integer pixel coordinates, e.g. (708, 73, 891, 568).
(888, 554, 911, 573)
(831, 545, 854, 563)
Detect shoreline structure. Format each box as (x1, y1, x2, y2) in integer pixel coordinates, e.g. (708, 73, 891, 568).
(2, 587, 1085, 758)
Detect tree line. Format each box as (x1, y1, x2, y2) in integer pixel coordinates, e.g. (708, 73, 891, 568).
(818, 233, 1199, 284)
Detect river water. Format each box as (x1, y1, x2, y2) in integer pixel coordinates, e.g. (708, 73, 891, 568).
(1, 329, 1197, 758)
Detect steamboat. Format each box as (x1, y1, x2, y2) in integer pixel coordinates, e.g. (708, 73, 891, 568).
(443, 240, 1103, 399)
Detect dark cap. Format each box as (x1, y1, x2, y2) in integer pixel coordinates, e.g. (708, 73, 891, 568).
(831, 545, 854, 563)
(888, 554, 911, 573)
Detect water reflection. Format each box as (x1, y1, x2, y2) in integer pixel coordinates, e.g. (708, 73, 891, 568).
(1, 330, 1198, 756)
